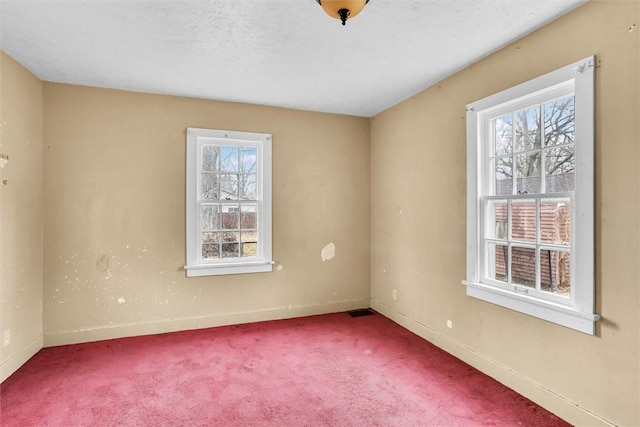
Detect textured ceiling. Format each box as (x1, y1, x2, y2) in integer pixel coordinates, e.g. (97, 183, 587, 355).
(0, 0, 585, 117)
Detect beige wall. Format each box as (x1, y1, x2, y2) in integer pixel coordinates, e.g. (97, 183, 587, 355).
(0, 52, 44, 381)
(42, 83, 371, 345)
(3, 1, 639, 424)
(370, 1, 639, 426)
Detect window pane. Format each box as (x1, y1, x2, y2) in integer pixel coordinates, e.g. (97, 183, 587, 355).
(201, 205, 220, 231)
(540, 249, 571, 296)
(487, 242, 508, 283)
(494, 114, 512, 156)
(220, 174, 239, 200)
(241, 148, 257, 173)
(241, 231, 257, 243)
(494, 157, 513, 196)
(511, 200, 536, 243)
(202, 232, 218, 244)
(221, 231, 239, 243)
(516, 153, 541, 194)
(221, 206, 239, 229)
(202, 145, 220, 171)
(241, 231, 258, 258)
(202, 232, 219, 259)
(239, 174, 257, 200)
(221, 243, 240, 258)
(511, 246, 536, 288)
(486, 200, 508, 240)
(242, 243, 258, 258)
(240, 205, 257, 229)
(202, 244, 219, 259)
(221, 146, 239, 172)
(540, 200, 571, 246)
(515, 106, 541, 152)
(545, 145, 575, 193)
(544, 96, 574, 147)
(201, 173, 220, 200)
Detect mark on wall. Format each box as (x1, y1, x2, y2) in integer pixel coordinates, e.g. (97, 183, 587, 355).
(54, 288, 69, 304)
(629, 23, 636, 33)
(277, 265, 283, 271)
(321, 242, 336, 262)
(96, 254, 109, 273)
(117, 297, 126, 304)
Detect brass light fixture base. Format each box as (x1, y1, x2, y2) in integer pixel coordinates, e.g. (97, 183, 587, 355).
(316, 0, 370, 26)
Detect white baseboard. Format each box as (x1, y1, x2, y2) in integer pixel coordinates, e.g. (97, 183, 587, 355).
(44, 298, 370, 347)
(370, 298, 613, 427)
(1, 334, 44, 383)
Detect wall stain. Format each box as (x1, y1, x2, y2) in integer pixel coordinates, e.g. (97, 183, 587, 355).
(96, 254, 109, 273)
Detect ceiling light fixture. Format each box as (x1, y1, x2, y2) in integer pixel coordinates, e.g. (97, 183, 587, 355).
(316, 0, 370, 26)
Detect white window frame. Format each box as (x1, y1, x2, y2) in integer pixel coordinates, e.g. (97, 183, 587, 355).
(463, 56, 599, 334)
(185, 128, 273, 277)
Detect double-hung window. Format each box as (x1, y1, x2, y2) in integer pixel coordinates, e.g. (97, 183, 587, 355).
(463, 57, 598, 334)
(185, 128, 272, 277)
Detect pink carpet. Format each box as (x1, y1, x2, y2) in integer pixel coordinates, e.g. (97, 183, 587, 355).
(1, 311, 569, 426)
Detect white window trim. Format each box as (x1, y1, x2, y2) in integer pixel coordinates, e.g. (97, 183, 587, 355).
(185, 128, 273, 277)
(463, 56, 599, 334)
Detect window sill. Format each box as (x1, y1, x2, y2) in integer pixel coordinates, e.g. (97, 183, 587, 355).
(462, 280, 600, 335)
(185, 261, 273, 277)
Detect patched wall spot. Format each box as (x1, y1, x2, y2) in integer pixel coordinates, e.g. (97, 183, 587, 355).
(321, 242, 336, 262)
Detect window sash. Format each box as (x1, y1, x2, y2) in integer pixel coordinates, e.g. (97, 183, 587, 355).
(480, 196, 574, 306)
(196, 201, 261, 264)
(481, 194, 573, 306)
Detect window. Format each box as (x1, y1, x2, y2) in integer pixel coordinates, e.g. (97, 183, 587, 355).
(185, 128, 272, 277)
(463, 57, 598, 334)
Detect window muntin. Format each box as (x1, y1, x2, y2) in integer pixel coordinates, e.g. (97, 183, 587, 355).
(464, 57, 597, 334)
(186, 128, 272, 277)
